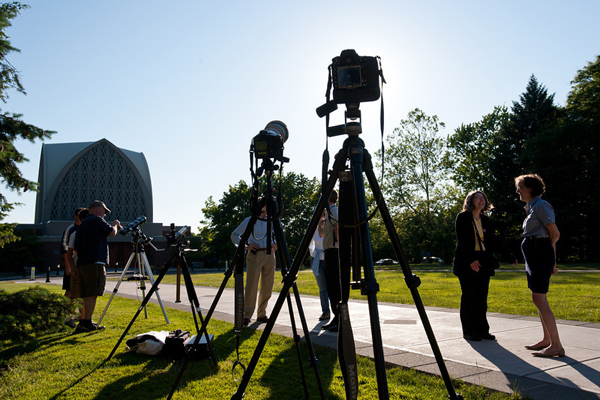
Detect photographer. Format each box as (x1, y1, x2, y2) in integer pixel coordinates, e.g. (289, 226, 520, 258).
(230, 204, 277, 326)
(74, 200, 121, 333)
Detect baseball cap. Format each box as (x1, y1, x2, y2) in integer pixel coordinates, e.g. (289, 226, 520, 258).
(89, 200, 111, 213)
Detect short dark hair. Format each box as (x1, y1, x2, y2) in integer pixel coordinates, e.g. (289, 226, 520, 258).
(515, 174, 545, 197)
(328, 189, 338, 204)
(462, 191, 493, 214)
(78, 209, 89, 220)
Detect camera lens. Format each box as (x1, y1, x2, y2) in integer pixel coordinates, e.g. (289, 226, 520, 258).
(264, 120, 289, 144)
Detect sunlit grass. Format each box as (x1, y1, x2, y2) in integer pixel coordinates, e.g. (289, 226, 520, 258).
(163, 263, 600, 324)
(0, 282, 525, 399)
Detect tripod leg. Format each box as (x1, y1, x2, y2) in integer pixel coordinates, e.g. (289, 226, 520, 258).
(178, 251, 218, 366)
(364, 166, 462, 400)
(231, 189, 334, 399)
(347, 149, 389, 399)
(274, 219, 325, 400)
(168, 213, 260, 400)
(97, 252, 135, 325)
(141, 250, 170, 324)
(106, 255, 173, 361)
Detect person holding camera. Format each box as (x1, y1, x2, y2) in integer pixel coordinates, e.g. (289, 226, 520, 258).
(453, 191, 517, 341)
(309, 210, 330, 322)
(322, 190, 344, 332)
(515, 174, 564, 357)
(230, 205, 277, 326)
(74, 200, 120, 333)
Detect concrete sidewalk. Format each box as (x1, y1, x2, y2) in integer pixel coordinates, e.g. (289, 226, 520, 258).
(23, 274, 600, 399)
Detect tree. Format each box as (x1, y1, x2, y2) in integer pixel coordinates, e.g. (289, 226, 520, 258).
(522, 56, 600, 261)
(486, 75, 558, 247)
(199, 171, 320, 267)
(375, 108, 456, 262)
(0, 2, 54, 247)
(446, 106, 509, 195)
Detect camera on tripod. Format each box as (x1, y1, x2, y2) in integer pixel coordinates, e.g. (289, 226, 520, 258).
(251, 120, 289, 163)
(166, 223, 190, 246)
(316, 49, 383, 137)
(120, 216, 147, 235)
(331, 49, 381, 105)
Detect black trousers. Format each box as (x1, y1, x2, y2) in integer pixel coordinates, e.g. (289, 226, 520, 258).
(324, 248, 350, 322)
(458, 271, 491, 336)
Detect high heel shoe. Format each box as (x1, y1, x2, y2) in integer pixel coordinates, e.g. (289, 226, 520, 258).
(532, 347, 565, 358)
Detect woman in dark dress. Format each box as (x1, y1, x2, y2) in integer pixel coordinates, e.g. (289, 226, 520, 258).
(453, 191, 517, 341)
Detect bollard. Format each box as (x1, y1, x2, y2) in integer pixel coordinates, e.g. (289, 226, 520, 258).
(56, 264, 60, 276)
(30, 267, 35, 281)
(46, 266, 51, 282)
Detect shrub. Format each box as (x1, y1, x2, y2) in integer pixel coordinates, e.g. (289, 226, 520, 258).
(0, 286, 77, 341)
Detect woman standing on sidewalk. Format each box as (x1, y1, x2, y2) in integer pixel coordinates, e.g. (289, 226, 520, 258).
(453, 191, 517, 342)
(515, 174, 565, 357)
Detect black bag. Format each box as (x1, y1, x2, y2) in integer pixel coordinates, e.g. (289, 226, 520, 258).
(163, 329, 190, 359)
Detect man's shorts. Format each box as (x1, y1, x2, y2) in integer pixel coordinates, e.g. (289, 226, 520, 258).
(70, 270, 81, 299)
(77, 263, 107, 298)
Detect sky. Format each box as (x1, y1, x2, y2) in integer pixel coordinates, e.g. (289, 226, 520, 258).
(3, 0, 599, 232)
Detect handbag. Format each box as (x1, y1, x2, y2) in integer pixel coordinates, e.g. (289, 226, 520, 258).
(472, 219, 500, 270)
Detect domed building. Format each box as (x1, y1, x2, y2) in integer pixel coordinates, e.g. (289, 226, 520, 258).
(17, 139, 174, 271)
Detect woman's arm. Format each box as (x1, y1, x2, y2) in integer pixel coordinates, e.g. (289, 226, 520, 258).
(546, 222, 560, 272)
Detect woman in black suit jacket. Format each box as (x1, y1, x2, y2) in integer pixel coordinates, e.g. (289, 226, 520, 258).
(453, 191, 517, 341)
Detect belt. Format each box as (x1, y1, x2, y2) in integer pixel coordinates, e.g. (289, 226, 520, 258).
(526, 236, 550, 241)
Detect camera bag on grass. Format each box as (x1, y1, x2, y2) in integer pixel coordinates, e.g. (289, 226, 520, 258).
(163, 329, 190, 359)
(184, 333, 215, 359)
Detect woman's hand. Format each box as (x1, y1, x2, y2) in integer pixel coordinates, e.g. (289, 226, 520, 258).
(470, 260, 480, 272)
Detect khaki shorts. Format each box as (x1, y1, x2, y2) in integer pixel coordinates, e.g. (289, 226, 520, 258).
(70, 270, 81, 299)
(77, 263, 106, 298)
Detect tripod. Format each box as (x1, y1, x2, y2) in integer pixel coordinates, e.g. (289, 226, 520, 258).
(289, 130, 462, 399)
(97, 228, 169, 325)
(106, 228, 217, 367)
(167, 162, 325, 400)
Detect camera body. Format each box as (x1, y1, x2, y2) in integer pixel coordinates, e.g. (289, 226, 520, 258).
(251, 120, 289, 162)
(332, 49, 380, 105)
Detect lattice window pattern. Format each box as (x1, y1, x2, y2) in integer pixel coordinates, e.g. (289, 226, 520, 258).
(49, 142, 147, 221)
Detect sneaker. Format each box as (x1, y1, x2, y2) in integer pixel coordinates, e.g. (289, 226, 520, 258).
(74, 323, 92, 334)
(65, 317, 77, 329)
(243, 318, 251, 327)
(319, 313, 330, 321)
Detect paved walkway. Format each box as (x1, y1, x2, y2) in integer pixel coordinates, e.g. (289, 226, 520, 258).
(18, 273, 600, 399)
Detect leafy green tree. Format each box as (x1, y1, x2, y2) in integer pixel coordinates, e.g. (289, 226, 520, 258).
(375, 108, 456, 262)
(0, 2, 54, 247)
(446, 106, 509, 195)
(199, 172, 320, 268)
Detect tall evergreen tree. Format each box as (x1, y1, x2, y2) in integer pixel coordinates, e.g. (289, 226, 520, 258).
(0, 3, 55, 247)
(487, 75, 558, 249)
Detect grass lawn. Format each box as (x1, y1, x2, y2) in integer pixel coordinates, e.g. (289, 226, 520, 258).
(0, 282, 526, 399)
(166, 263, 600, 324)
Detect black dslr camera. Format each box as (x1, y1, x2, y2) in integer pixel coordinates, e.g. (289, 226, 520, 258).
(331, 49, 381, 105)
(251, 120, 289, 163)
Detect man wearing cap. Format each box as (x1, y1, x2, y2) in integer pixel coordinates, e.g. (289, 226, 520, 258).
(74, 200, 121, 333)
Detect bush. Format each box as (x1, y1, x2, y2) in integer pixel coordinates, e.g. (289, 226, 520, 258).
(0, 286, 77, 341)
